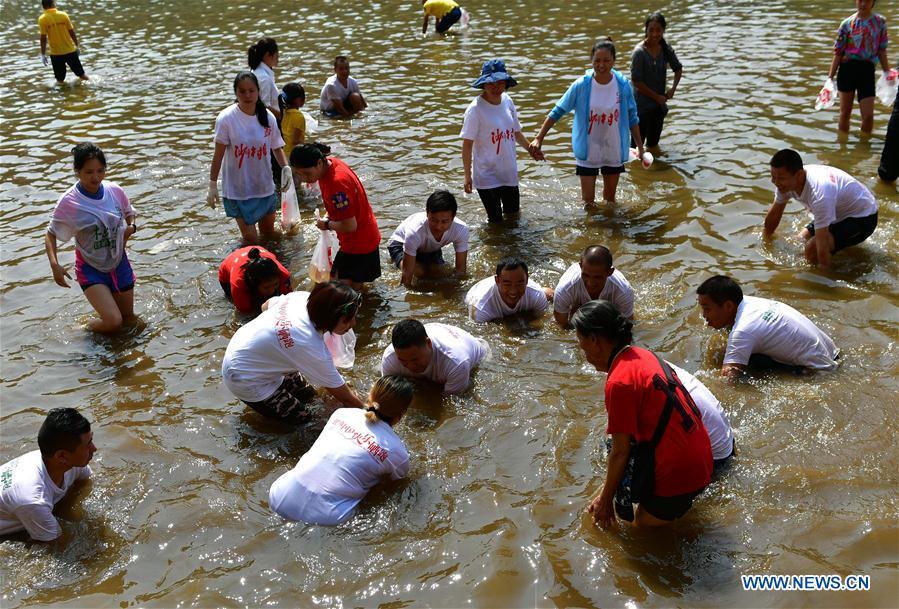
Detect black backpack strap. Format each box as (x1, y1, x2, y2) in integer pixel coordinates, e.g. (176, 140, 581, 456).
(650, 352, 700, 433)
(647, 376, 676, 449)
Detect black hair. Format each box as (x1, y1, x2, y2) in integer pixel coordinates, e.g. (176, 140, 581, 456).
(241, 248, 281, 297)
(233, 71, 270, 129)
(770, 149, 803, 174)
(696, 275, 744, 306)
(581, 245, 613, 268)
(333, 55, 349, 68)
(72, 142, 107, 171)
(571, 300, 633, 345)
(425, 190, 457, 216)
(42, 0, 55, 8)
(289, 142, 331, 168)
(391, 319, 428, 349)
(365, 375, 415, 426)
(644, 12, 673, 63)
(247, 37, 278, 71)
(591, 37, 616, 60)
(278, 82, 305, 115)
(38, 408, 91, 456)
(307, 281, 360, 332)
(495, 257, 528, 277)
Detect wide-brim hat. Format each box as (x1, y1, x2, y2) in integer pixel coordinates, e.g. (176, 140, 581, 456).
(472, 59, 518, 89)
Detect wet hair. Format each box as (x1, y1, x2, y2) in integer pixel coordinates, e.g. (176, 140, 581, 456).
(289, 142, 331, 169)
(278, 82, 305, 115)
(770, 149, 803, 174)
(364, 375, 414, 426)
(581, 245, 613, 268)
(42, 0, 55, 8)
(233, 71, 270, 129)
(241, 248, 281, 296)
(72, 142, 107, 171)
(247, 37, 278, 71)
(333, 55, 349, 68)
(391, 319, 428, 349)
(495, 257, 528, 277)
(38, 408, 91, 457)
(571, 300, 633, 345)
(591, 37, 616, 60)
(306, 281, 361, 332)
(696, 275, 744, 306)
(425, 190, 457, 216)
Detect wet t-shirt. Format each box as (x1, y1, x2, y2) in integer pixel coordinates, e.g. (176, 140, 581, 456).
(582, 78, 621, 169)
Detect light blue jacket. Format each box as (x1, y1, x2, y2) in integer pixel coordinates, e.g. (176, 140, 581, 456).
(547, 68, 639, 165)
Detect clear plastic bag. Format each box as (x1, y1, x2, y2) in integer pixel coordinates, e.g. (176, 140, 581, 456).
(309, 212, 338, 283)
(324, 329, 356, 369)
(876, 69, 898, 107)
(302, 111, 319, 134)
(815, 77, 836, 110)
(280, 166, 301, 231)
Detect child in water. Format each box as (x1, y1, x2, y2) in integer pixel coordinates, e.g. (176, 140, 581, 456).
(268, 375, 414, 525)
(218, 246, 292, 314)
(279, 83, 306, 160)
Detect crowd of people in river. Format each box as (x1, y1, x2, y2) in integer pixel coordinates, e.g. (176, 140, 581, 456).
(2, 0, 896, 540)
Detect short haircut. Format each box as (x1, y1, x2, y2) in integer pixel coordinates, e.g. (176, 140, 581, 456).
(72, 142, 107, 171)
(38, 408, 91, 456)
(696, 275, 744, 306)
(581, 245, 613, 268)
(334, 55, 349, 68)
(425, 190, 457, 216)
(306, 281, 360, 332)
(391, 319, 428, 349)
(770, 149, 803, 174)
(42, 0, 55, 8)
(495, 257, 528, 277)
(571, 300, 633, 344)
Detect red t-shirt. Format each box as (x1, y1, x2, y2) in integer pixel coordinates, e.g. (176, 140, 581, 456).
(318, 157, 381, 254)
(217, 246, 291, 313)
(605, 346, 712, 497)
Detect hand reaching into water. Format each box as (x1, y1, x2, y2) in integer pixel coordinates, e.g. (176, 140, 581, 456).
(587, 494, 616, 529)
(50, 262, 71, 288)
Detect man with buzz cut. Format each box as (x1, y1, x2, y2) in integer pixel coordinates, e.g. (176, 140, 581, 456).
(0, 408, 96, 541)
(464, 257, 553, 322)
(553, 245, 634, 328)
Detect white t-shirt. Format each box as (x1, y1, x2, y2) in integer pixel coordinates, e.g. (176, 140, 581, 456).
(222, 292, 345, 403)
(583, 78, 621, 169)
(465, 276, 549, 322)
(775, 164, 878, 229)
(388, 212, 469, 256)
(553, 262, 634, 320)
(48, 182, 135, 272)
(380, 323, 489, 394)
(319, 74, 362, 113)
(0, 450, 91, 541)
(213, 104, 285, 201)
(725, 296, 838, 370)
(252, 63, 280, 113)
(667, 363, 734, 461)
(269, 408, 409, 525)
(459, 93, 522, 189)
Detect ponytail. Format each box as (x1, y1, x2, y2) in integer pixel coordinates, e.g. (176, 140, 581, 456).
(289, 142, 332, 169)
(255, 99, 270, 129)
(364, 404, 392, 425)
(280, 82, 305, 116)
(364, 376, 414, 427)
(247, 37, 278, 71)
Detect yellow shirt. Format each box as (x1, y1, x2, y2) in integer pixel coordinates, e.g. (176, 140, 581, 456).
(38, 8, 76, 56)
(281, 109, 306, 159)
(423, 0, 459, 19)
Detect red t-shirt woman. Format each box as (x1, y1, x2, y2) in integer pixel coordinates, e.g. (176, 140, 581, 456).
(218, 246, 292, 313)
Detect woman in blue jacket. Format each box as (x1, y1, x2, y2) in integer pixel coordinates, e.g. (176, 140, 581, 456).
(529, 38, 644, 206)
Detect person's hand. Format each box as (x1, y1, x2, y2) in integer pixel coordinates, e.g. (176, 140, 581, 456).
(206, 180, 219, 209)
(587, 494, 616, 529)
(528, 138, 544, 160)
(50, 262, 71, 288)
(665, 86, 677, 100)
(41, 54, 49, 67)
(463, 176, 473, 194)
(315, 216, 330, 231)
(281, 165, 293, 190)
(656, 92, 667, 105)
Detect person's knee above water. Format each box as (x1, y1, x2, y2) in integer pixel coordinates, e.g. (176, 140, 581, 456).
(221, 281, 367, 421)
(380, 319, 489, 394)
(268, 375, 414, 526)
(320, 56, 367, 118)
(0, 408, 96, 541)
(388, 190, 469, 288)
(696, 275, 839, 378)
(218, 246, 292, 314)
(764, 149, 878, 269)
(421, 0, 462, 35)
(574, 300, 712, 529)
(553, 244, 634, 328)
(464, 257, 553, 322)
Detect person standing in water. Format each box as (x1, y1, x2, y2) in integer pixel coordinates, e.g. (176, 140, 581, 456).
(421, 0, 463, 35)
(38, 0, 88, 83)
(630, 12, 683, 149)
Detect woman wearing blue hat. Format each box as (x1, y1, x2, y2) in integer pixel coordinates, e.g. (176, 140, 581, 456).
(460, 60, 542, 223)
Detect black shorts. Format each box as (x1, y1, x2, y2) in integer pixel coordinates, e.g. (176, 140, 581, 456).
(805, 212, 878, 252)
(387, 240, 445, 268)
(640, 488, 706, 521)
(436, 6, 462, 33)
(332, 248, 382, 283)
(50, 51, 85, 81)
(836, 59, 876, 101)
(575, 165, 625, 176)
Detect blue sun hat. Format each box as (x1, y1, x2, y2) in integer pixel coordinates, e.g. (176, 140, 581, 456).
(471, 59, 518, 89)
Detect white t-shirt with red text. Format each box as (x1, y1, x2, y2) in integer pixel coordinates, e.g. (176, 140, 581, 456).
(582, 78, 621, 169)
(214, 104, 285, 201)
(459, 93, 522, 189)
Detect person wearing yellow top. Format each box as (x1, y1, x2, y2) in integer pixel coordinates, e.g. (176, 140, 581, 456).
(422, 0, 463, 35)
(279, 83, 307, 159)
(38, 0, 88, 83)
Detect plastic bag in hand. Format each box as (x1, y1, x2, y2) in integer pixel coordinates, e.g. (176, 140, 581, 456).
(309, 219, 338, 284)
(280, 166, 301, 231)
(815, 78, 836, 110)
(324, 329, 356, 369)
(876, 69, 898, 107)
(628, 148, 653, 168)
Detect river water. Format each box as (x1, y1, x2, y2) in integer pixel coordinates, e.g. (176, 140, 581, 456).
(1, 0, 897, 607)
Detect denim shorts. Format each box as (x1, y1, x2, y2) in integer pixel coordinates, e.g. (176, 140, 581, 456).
(223, 193, 277, 224)
(76, 251, 135, 293)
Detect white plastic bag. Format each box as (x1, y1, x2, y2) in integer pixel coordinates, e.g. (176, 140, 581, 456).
(815, 77, 836, 110)
(309, 212, 338, 283)
(324, 329, 356, 369)
(302, 111, 319, 134)
(280, 166, 301, 231)
(628, 148, 654, 168)
(876, 69, 898, 107)
(460, 8, 470, 27)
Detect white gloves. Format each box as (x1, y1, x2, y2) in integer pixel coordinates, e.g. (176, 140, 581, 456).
(41, 54, 49, 67)
(281, 165, 294, 191)
(207, 180, 220, 208)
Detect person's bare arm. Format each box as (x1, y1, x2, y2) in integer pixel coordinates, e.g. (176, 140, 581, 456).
(721, 363, 746, 378)
(400, 254, 417, 286)
(326, 383, 365, 408)
(529, 117, 557, 156)
(422, 13, 430, 34)
(453, 250, 468, 277)
(316, 215, 358, 233)
(632, 80, 666, 106)
(553, 310, 570, 328)
(68, 28, 79, 48)
(667, 69, 683, 99)
(45, 232, 70, 288)
(814, 226, 832, 269)
(763, 201, 787, 238)
(462, 139, 474, 193)
(40, 34, 48, 55)
(587, 433, 630, 529)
